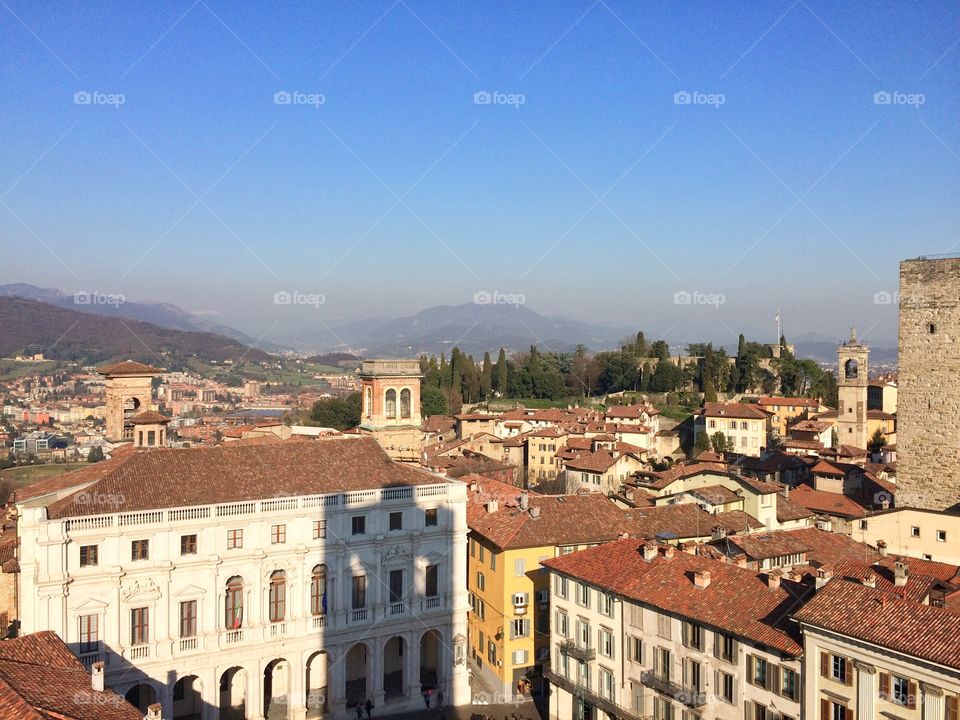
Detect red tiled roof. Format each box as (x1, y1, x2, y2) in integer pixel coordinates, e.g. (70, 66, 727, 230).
(129, 410, 171, 425)
(794, 579, 960, 670)
(96, 359, 164, 375)
(758, 396, 821, 408)
(544, 540, 804, 656)
(789, 484, 869, 518)
(776, 494, 815, 523)
(699, 402, 772, 420)
(626, 504, 762, 540)
(724, 530, 815, 561)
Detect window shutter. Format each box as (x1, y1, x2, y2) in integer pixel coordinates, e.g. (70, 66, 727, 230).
(907, 682, 917, 710)
(879, 673, 890, 700)
(744, 700, 751, 720)
(714, 671, 720, 699)
(714, 632, 721, 659)
(820, 652, 829, 678)
(945, 696, 958, 720)
(844, 660, 853, 686)
(747, 654, 755, 684)
(820, 699, 829, 720)
(844, 707, 853, 720)
(767, 665, 778, 692)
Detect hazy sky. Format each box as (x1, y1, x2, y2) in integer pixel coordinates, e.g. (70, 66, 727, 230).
(1, 1, 958, 348)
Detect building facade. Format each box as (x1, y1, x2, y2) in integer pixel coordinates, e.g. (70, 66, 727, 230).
(14, 439, 470, 720)
(358, 359, 423, 463)
(837, 330, 869, 451)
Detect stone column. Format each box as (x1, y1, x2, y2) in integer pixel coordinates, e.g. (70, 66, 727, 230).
(371, 635, 386, 708)
(921, 683, 943, 720)
(290, 653, 307, 720)
(249, 659, 265, 720)
(199, 668, 218, 720)
(328, 642, 347, 716)
(855, 661, 876, 720)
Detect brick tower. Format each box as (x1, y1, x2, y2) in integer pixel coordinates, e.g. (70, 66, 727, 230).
(358, 359, 423, 462)
(837, 328, 869, 450)
(98, 360, 164, 443)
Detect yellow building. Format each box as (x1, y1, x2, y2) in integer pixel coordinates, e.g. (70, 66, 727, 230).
(757, 396, 827, 437)
(461, 475, 631, 698)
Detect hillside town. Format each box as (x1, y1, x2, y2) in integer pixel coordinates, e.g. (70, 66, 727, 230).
(0, 257, 957, 720)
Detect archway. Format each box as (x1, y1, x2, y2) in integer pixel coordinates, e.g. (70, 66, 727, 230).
(383, 636, 405, 700)
(125, 683, 157, 714)
(305, 651, 328, 718)
(219, 667, 246, 720)
(844, 359, 859, 379)
(345, 643, 368, 707)
(264, 658, 290, 720)
(419, 630, 441, 690)
(173, 675, 202, 720)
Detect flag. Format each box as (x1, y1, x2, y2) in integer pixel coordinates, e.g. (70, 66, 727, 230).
(232, 605, 243, 629)
(322, 592, 327, 614)
(774, 310, 780, 323)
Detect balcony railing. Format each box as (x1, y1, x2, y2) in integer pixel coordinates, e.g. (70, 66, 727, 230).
(129, 645, 150, 660)
(560, 638, 596, 662)
(78, 651, 102, 668)
(350, 608, 369, 624)
(222, 628, 245, 644)
(388, 601, 406, 617)
(312, 614, 328, 629)
(423, 595, 443, 610)
(639, 671, 706, 707)
(269, 621, 287, 637)
(179, 637, 198, 652)
(543, 666, 651, 720)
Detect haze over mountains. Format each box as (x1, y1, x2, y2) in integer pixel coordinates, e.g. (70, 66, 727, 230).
(0, 284, 896, 362)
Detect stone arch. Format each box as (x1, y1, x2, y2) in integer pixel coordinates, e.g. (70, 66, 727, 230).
(400, 388, 412, 418)
(172, 675, 202, 720)
(844, 358, 859, 379)
(264, 658, 290, 719)
(124, 682, 158, 714)
(383, 636, 406, 700)
(219, 666, 246, 720)
(419, 629, 443, 690)
(385, 388, 397, 419)
(305, 650, 329, 716)
(344, 642, 369, 707)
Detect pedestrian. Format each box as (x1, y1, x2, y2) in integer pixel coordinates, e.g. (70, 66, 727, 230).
(365, 699, 374, 718)
(437, 689, 444, 708)
(423, 689, 432, 709)
(355, 703, 363, 720)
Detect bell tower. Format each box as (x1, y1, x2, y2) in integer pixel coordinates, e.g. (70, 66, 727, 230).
(837, 328, 869, 449)
(358, 359, 423, 462)
(98, 360, 164, 443)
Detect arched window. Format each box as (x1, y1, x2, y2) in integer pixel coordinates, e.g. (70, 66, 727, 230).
(400, 388, 411, 419)
(385, 389, 397, 419)
(844, 359, 858, 380)
(225, 576, 244, 629)
(311, 564, 328, 616)
(365, 388, 373, 418)
(269, 570, 286, 622)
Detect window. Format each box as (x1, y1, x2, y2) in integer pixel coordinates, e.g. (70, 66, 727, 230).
(513, 649, 529, 665)
(130, 607, 149, 646)
(476, 572, 485, 591)
(179, 600, 197, 638)
(515, 559, 526, 577)
(684, 659, 702, 692)
(425, 564, 439, 597)
(400, 388, 411, 418)
(389, 569, 404, 603)
(657, 613, 671, 640)
(824, 701, 849, 720)
(628, 636, 643, 663)
(576, 582, 590, 607)
(79, 545, 98, 567)
(556, 611, 569, 638)
(893, 676, 910, 706)
(629, 603, 644, 628)
(859, 520, 868, 530)
(654, 696, 673, 720)
(682, 621, 703, 651)
(479, 545, 485, 562)
(752, 656, 768, 687)
(780, 667, 798, 701)
(511, 619, 529, 638)
(831, 655, 847, 684)
(227, 529, 243, 549)
(655, 647, 671, 681)
(718, 671, 735, 703)
(490, 551, 496, 570)
(600, 667, 615, 700)
(938, 530, 947, 542)
(385, 389, 397, 418)
(352, 515, 366, 535)
(180, 534, 197, 555)
(487, 640, 497, 664)
(225, 576, 244, 629)
(598, 627, 614, 658)
(425, 508, 438, 526)
(269, 571, 286, 621)
(714, 633, 736, 662)
(911, 526, 920, 537)
(271, 524, 286, 544)
(311, 565, 328, 615)
(313, 519, 326, 539)
(577, 620, 591, 648)
(352, 575, 367, 609)
(131, 539, 149, 561)
(389, 511, 403, 531)
(555, 575, 569, 599)
(79, 614, 98, 653)
(600, 593, 614, 617)
(470, 538, 476, 557)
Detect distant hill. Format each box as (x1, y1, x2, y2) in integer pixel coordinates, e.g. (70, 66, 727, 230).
(304, 352, 361, 367)
(0, 296, 272, 366)
(0, 283, 284, 352)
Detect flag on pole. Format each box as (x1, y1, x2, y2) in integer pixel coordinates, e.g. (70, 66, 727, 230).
(774, 310, 780, 323)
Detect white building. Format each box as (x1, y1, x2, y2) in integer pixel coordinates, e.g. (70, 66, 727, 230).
(14, 437, 470, 720)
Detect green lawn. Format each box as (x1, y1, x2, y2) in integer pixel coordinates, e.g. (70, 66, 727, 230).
(0, 358, 59, 380)
(0, 462, 87, 488)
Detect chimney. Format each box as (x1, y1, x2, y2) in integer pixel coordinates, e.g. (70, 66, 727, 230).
(642, 543, 658, 562)
(816, 565, 834, 590)
(469, 479, 478, 493)
(765, 570, 782, 590)
(693, 570, 711, 589)
(711, 526, 727, 541)
(876, 539, 887, 557)
(146, 704, 162, 720)
(486, 500, 498, 513)
(519, 491, 529, 510)
(529, 506, 541, 519)
(734, 555, 748, 568)
(91, 661, 105, 692)
(661, 545, 676, 559)
(862, 570, 876, 588)
(894, 560, 909, 587)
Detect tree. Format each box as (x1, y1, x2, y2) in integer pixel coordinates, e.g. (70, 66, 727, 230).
(480, 352, 493, 398)
(867, 427, 887, 454)
(420, 385, 447, 417)
(493, 348, 509, 396)
(87, 446, 104, 463)
(309, 392, 361, 430)
(711, 431, 729, 453)
(703, 377, 718, 403)
(693, 432, 712, 455)
(651, 340, 670, 361)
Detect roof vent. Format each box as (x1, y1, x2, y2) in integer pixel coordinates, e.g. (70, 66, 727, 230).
(91, 661, 105, 692)
(765, 570, 782, 590)
(693, 570, 711, 589)
(641, 543, 658, 562)
(529, 506, 541, 519)
(486, 500, 498, 513)
(894, 560, 909, 586)
(519, 491, 529, 510)
(147, 704, 162, 720)
(862, 570, 876, 588)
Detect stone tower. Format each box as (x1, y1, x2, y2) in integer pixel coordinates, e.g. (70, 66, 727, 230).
(837, 328, 869, 450)
(897, 256, 960, 512)
(358, 359, 423, 462)
(97, 360, 164, 443)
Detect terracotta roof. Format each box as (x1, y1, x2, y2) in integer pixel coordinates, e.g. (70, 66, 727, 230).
(0, 631, 142, 720)
(699, 402, 772, 420)
(422, 415, 456, 434)
(758, 396, 821, 408)
(791, 420, 832, 433)
(794, 579, 960, 670)
(544, 540, 804, 656)
(810, 459, 846, 476)
(687, 484, 742, 505)
(13, 444, 139, 503)
(789, 484, 869, 518)
(625, 504, 762, 540)
(776, 494, 815, 523)
(96, 359, 164, 375)
(723, 530, 815, 561)
(783, 526, 882, 569)
(605, 403, 660, 419)
(129, 410, 171, 425)
(43, 438, 443, 519)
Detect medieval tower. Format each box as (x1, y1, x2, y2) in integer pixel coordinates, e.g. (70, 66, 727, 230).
(897, 256, 960, 511)
(98, 360, 164, 443)
(837, 328, 869, 450)
(358, 359, 423, 462)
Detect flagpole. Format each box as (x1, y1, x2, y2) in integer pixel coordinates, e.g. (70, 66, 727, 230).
(776, 307, 781, 343)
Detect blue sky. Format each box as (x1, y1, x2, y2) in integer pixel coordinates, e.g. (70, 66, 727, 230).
(1, 0, 958, 348)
